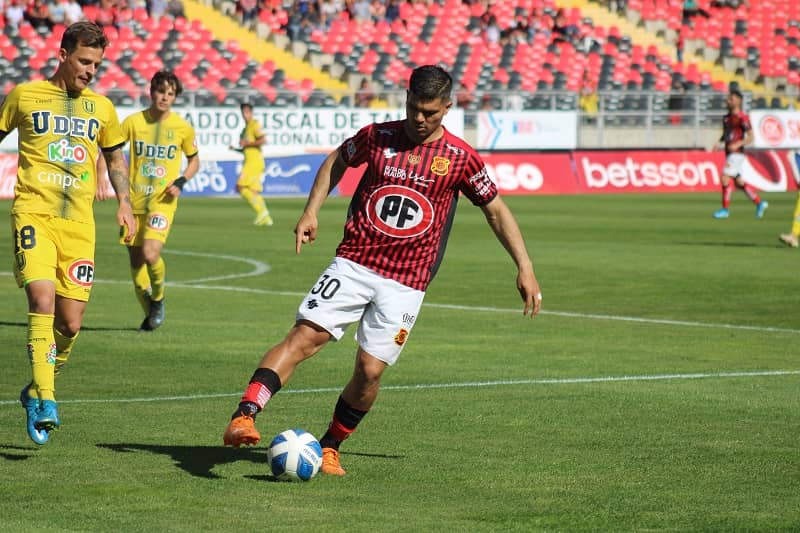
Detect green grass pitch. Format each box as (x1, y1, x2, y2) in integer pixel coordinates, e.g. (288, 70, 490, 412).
(1, 192, 798, 531)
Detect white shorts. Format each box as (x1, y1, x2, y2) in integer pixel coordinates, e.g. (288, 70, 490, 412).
(296, 257, 425, 365)
(723, 153, 746, 178)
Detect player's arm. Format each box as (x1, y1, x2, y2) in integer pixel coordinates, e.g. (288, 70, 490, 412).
(480, 196, 542, 318)
(103, 146, 136, 242)
(295, 149, 347, 254)
(165, 152, 199, 198)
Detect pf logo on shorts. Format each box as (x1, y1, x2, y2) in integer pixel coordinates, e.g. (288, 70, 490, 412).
(148, 213, 169, 231)
(366, 185, 434, 238)
(68, 259, 95, 287)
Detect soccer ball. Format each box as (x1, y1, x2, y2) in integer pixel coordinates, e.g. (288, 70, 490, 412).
(267, 429, 323, 482)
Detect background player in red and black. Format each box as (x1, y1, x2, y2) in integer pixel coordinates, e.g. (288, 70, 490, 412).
(711, 89, 768, 219)
(223, 66, 542, 476)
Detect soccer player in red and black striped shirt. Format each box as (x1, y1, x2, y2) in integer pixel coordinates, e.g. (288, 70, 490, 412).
(711, 89, 768, 219)
(223, 66, 542, 476)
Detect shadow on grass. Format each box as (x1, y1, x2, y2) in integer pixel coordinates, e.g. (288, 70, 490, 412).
(0, 321, 139, 332)
(96, 443, 405, 479)
(0, 444, 39, 461)
(97, 443, 268, 479)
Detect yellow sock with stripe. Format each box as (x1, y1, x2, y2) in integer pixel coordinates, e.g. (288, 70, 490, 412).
(792, 193, 800, 237)
(28, 312, 56, 401)
(53, 328, 79, 377)
(148, 256, 166, 302)
(240, 187, 268, 216)
(131, 264, 151, 314)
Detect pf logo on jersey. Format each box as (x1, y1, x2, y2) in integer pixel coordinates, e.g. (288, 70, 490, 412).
(68, 259, 95, 287)
(148, 213, 170, 231)
(366, 185, 434, 238)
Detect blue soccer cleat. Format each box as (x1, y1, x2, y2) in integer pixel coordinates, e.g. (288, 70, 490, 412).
(19, 384, 48, 445)
(713, 208, 730, 219)
(34, 400, 60, 432)
(755, 200, 768, 219)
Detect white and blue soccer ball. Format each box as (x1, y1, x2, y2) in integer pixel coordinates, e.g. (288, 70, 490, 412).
(267, 429, 323, 482)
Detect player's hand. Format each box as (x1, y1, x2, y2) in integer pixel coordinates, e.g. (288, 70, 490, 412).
(294, 212, 318, 254)
(117, 199, 136, 243)
(517, 268, 542, 319)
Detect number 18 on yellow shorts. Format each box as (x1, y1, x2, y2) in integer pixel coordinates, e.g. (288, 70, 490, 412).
(11, 213, 95, 302)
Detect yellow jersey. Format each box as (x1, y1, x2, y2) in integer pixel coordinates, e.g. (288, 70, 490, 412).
(0, 80, 125, 223)
(240, 118, 264, 172)
(122, 109, 198, 213)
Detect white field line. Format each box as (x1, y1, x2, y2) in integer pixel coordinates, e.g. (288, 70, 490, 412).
(0, 370, 798, 406)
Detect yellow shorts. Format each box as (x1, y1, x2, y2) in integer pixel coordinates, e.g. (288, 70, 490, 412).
(11, 213, 95, 301)
(237, 163, 264, 192)
(121, 210, 175, 247)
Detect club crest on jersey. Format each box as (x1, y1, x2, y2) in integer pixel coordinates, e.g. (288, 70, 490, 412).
(147, 213, 170, 231)
(430, 156, 450, 176)
(68, 259, 94, 287)
(394, 328, 409, 346)
(407, 153, 421, 165)
(82, 99, 95, 114)
(366, 185, 434, 239)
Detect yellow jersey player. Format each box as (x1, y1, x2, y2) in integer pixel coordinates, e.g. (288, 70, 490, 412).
(0, 22, 136, 445)
(229, 102, 272, 226)
(120, 70, 199, 331)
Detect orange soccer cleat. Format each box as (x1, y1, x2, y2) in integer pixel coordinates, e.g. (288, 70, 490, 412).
(321, 447, 346, 476)
(223, 415, 261, 448)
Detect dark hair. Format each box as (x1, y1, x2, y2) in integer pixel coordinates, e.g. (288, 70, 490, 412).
(729, 88, 743, 99)
(240, 102, 253, 111)
(60, 21, 108, 53)
(409, 65, 452, 101)
(150, 70, 183, 97)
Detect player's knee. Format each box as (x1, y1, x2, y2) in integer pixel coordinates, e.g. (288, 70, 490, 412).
(55, 319, 81, 338)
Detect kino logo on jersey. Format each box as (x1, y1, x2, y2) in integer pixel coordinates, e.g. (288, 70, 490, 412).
(366, 185, 433, 238)
(48, 139, 88, 164)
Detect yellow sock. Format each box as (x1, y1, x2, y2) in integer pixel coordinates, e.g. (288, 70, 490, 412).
(148, 256, 166, 302)
(28, 313, 56, 401)
(240, 187, 268, 216)
(792, 193, 800, 237)
(53, 328, 79, 377)
(131, 264, 151, 314)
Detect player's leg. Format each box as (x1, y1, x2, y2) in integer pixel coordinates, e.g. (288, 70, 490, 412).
(237, 170, 272, 225)
(318, 270, 425, 475)
(319, 349, 387, 476)
(223, 322, 332, 448)
(142, 238, 167, 329)
(779, 192, 800, 247)
(714, 174, 734, 218)
(127, 245, 151, 316)
(734, 176, 768, 218)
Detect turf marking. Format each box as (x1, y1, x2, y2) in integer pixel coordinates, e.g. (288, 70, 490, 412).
(0, 370, 797, 406)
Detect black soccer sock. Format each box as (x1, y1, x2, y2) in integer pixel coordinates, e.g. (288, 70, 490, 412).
(231, 368, 283, 420)
(319, 395, 369, 450)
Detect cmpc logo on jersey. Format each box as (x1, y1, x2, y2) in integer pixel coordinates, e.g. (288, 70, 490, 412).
(366, 185, 434, 239)
(67, 259, 94, 287)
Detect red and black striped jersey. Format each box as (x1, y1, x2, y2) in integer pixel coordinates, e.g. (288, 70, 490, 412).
(335, 120, 497, 290)
(722, 111, 751, 154)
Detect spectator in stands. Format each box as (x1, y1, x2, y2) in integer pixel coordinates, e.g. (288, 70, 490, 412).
(455, 82, 475, 109)
(710, 89, 768, 220)
(238, 0, 259, 28)
(368, 0, 384, 22)
(355, 78, 375, 108)
(25, 0, 53, 30)
(352, 0, 370, 22)
(319, 0, 341, 28)
(48, 0, 70, 27)
(64, 0, 84, 24)
(384, 0, 399, 23)
(149, 0, 167, 21)
(682, 0, 710, 25)
(552, 8, 579, 46)
(115, 0, 134, 26)
(166, 0, 185, 18)
(93, 0, 116, 26)
(668, 79, 687, 125)
(5, 0, 25, 28)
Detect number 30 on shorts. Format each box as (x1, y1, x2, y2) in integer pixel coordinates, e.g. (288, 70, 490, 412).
(310, 274, 341, 300)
